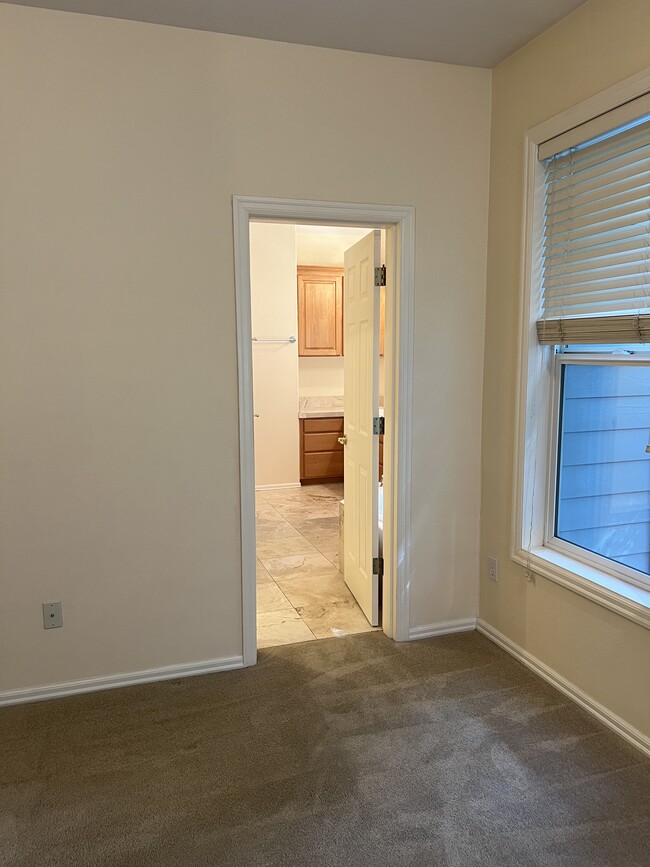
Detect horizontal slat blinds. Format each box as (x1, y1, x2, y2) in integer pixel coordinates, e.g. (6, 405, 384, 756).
(537, 313, 650, 344)
(538, 97, 650, 344)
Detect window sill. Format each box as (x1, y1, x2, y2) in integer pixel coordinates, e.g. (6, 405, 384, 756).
(512, 547, 650, 630)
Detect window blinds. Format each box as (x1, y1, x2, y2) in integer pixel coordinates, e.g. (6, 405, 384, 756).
(537, 96, 650, 345)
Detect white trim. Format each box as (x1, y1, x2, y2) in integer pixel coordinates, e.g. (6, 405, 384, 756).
(545, 537, 650, 596)
(511, 135, 552, 565)
(512, 67, 650, 622)
(409, 618, 477, 640)
(255, 483, 301, 491)
(477, 620, 650, 757)
(233, 197, 258, 667)
(512, 547, 650, 630)
(544, 353, 650, 596)
(233, 196, 415, 661)
(392, 212, 416, 643)
(538, 89, 650, 160)
(530, 67, 650, 146)
(0, 656, 244, 707)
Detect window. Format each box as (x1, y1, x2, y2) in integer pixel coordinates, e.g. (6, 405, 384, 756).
(515, 84, 650, 621)
(554, 353, 650, 589)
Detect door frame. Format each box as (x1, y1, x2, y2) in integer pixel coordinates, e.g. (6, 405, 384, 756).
(233, 196, 415, 665)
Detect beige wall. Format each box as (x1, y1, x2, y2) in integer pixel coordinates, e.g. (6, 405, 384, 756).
(481, 0, 650, 737)
(0, 4, 490, 694)
(250, 223, 300, 487)
(298, 358, 345, 398)
(296, 227, 370, 268)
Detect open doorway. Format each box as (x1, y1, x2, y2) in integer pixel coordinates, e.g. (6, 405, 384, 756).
(233, 196, 415, 666)
(250, 223, 381, 647)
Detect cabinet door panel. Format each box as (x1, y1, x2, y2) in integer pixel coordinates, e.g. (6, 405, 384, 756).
(297, 266, 343, 356)
(303, 452, 344, 479)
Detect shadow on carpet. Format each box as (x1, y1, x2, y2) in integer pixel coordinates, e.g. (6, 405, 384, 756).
(1, 631, 649, 866)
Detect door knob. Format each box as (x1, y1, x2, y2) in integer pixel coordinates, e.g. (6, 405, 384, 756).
(338, 436, 348, 446)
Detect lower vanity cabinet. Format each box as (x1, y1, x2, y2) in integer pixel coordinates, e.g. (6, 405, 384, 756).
(299, 417, 384, 484)
(300, 417, 344, 484)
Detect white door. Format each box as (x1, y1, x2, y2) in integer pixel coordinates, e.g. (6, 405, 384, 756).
(342, 230, 381, 626)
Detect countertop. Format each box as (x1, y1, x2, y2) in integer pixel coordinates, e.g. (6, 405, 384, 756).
(298, 396, 384, 419)
(298, 396, 344, 418)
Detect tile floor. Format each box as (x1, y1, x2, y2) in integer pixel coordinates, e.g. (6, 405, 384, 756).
(256, 483, 376, 648)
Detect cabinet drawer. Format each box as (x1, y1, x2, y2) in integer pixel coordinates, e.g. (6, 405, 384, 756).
(304, 431, 343, 453)
(303, 451, 344, 479)
(302, 416, 344, 434)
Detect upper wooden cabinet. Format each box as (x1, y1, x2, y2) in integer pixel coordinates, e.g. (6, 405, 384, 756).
(297, 266, 343, 356)
(297, 264, 385, 357)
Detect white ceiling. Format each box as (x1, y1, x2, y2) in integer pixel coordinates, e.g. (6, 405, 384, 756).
(5, 0, 587, 68)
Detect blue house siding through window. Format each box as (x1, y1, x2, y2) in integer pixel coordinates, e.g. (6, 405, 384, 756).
(556, 364, 650, 575)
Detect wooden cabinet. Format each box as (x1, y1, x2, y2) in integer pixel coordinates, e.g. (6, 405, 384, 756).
(300, 417, 384, 484)
(297, 264, 385, 357)
(297, 266, 343, 356)
(300, 416, 344, 484)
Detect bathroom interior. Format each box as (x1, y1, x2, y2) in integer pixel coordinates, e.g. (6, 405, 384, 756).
(251, 222, 386, 648)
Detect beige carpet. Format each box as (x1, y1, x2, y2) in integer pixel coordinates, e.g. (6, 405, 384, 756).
(1, 631, 649, 866)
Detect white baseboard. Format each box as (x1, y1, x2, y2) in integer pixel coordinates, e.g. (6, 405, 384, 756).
(477, 619, 650, 757)
(0, 655, 244, 707)
(255, 483, 301, 491)
(409, 617, 477, 640)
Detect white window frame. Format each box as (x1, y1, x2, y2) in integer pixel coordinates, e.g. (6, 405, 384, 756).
(546, 352, 650, 593)
(513, 68, 650, 630)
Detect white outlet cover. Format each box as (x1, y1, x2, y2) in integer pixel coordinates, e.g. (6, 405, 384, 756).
(43, 601, 63, 629)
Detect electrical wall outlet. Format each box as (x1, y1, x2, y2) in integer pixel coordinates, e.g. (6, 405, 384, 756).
(42, 601, 63, 629)
(488, 557, 498, 582)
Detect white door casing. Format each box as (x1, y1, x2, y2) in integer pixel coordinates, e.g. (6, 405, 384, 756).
(343, 230, 380, 626)
(232, 196, 415, 665)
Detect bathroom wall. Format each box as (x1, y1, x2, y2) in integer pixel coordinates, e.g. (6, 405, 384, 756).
(253, 223, 381, 478)
(298, 357, 345, 398)
(296, 226, 370, 269)
(250, 222, 300, 487)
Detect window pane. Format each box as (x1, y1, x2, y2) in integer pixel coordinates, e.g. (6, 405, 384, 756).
(556, 364, 650, 578)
